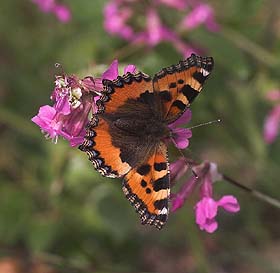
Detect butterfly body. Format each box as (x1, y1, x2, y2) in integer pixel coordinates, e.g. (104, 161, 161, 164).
(80, 54, 214, 229)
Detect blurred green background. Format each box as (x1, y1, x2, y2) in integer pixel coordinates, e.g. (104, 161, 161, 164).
(0, 0, 280, 272)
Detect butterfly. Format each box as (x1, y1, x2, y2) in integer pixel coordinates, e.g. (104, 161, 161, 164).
(79, 54, 214, 229)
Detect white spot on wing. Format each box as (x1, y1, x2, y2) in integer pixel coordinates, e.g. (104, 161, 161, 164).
(201, 68, 209, 76)
(159, 207, 168, 215)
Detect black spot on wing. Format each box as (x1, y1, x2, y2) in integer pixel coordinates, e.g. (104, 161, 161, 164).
(154, 162, 167, 171)
(137, 164, 151, 175)
(138, 90, 154, 104)
(169, 82, 177, 88)
(181, 84, 199, 103)
(177, 79, 184, 84)
(145, 188, 152, 194)
(153, 174, 169, 192)
(159, 90, 172, 102)
(193, 71, 205, 84)
(141, 180, 147, 187)
(154, 199, 168, 210)
(172, 100, 186, 111)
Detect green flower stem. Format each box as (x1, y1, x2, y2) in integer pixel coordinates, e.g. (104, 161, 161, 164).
(222, 174, 280, 209)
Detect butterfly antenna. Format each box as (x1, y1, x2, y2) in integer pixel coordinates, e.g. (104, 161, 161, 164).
(54, 62, 65, 75)
(170, 137, 198, 178)
(187, 118, 221, 130)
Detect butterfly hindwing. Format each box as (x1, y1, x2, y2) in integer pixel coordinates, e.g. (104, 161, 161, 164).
(122, 143, 170, 229)
(153, 54, 214, 123)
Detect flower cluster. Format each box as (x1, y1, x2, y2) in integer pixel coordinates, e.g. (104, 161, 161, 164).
(103, 0, 219, 57)
(171, 160, 240, 233)
(31, 0, 71, 23)
(263, 90, 280, 144)
(32, 61, 136, 146)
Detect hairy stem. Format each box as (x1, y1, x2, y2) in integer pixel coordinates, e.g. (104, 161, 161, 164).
(222, 174, 280, 209)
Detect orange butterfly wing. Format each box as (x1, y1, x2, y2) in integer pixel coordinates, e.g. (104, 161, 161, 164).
(122, 142, 169, 229)
(153, 54, 214, 123)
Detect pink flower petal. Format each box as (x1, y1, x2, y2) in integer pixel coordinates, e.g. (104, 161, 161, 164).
(53, 4, 71, 23)
(181, 4, 219, 32)
(171, 176, 198, 212)
(169, 109, 192, 128)
(218, 195, 240, 213)
(170, 157, 189, 182)
(55, 95, 71, 115)
(195, 197, 218, 225)
(265, 90, 280, 101)
(124, 64, 137, 74)
(31, 105, 56, 127)
(172, 128, 192, 149)
(102, 60, 119, 80)
(158, 0, 188, 10)
(146, 8, 163, 46)
(202, 218, 218, 233)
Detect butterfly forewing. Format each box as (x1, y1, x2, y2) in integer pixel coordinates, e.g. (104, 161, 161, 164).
(153, 54, 214, 123)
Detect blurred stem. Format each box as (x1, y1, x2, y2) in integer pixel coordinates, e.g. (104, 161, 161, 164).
(220, 27, 279, 68)
(0, 107, 39, 138)
(184, 206, 211, 273)
(222, 174, 280, 209)
(109, 43, 145, 62)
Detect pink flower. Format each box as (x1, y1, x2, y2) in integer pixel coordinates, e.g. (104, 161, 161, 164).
(181, 4, 219, 32)
(263, 90, 280, 144)
(263, 105, 280, 143)
(32, 0, 55, 12)
(32, 0, 71, 23)
(32, 74, 98, 146)
(32, 99, 92, 147)
(194, 163, 240, 233)
(53, 4, 71, 23)
(32, 105, 62, 140)
(104, 2, 134, 40)
(32, 60, 137, 146)
(158, 0, 188, 10)
(168, 109, 192, 149)
(195, 196, 240, 233)
(102, 1, 214, 57)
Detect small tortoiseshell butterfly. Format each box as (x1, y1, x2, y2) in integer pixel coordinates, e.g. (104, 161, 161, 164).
(79, 54, 214, 229)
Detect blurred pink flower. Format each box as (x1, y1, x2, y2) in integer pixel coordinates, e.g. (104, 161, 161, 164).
(181, 3, 219, 32)
(158, 0, 188, 10)
(264, 105, 280, 143)
(32, 0, 54, 12)
(32, 0, 71, 23)
(53, 4, 71, 23)
(263, 90, 280, 144)
(103, 1, 134, 39)
(103, 0, 218, 57)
